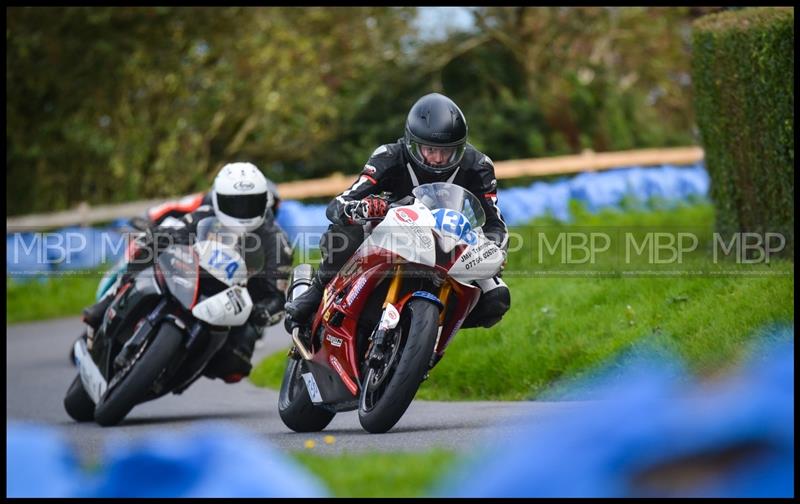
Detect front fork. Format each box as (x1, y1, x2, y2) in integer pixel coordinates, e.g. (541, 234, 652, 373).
(366, 265, 404, 369)
(367, 266, 451, 375)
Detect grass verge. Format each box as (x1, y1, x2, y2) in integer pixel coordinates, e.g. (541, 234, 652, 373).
(6, 270, 105, 324)
(290, 449, 458, 497)
(252, 202, 794, 399)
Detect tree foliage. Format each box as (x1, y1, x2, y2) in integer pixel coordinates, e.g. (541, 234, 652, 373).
(7, 7, 415, 214)
(7, 7, 714, 215)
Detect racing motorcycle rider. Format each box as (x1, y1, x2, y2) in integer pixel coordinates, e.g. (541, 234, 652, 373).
(80, 162, 293, 383)
(285, 92, 511, 338)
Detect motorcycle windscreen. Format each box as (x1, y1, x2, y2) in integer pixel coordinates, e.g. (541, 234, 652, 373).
(412, 182, 486, 229)
(156, 245, 200, 310)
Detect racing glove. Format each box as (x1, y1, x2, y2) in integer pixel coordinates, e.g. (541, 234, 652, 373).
(250, 299, 285, 328)
(343, 196, 389, 224)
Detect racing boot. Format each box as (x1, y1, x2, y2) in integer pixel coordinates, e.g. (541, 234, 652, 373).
(205, 322, 260, 384)
(284, 274, 324, 332)
(81, 294, 114, 331)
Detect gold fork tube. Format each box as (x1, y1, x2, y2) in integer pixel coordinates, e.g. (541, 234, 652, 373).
(383, 265, 403, 307)
(437, 280, 452, 324)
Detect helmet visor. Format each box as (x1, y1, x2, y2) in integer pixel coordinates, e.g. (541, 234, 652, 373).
(216, 192, 268, 220)
(407, 140, 466, 173)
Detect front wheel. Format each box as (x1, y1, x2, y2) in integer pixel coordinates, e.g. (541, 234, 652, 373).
(93, 322, 183, 427)
(358, 298, 439, 434)
(278, 357, 336, 432)
(63, 374, 95, 422)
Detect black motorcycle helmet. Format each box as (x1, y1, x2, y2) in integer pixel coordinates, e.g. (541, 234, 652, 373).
(403, 93, 468, 177)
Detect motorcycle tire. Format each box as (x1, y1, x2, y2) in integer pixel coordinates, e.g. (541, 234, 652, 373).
(358, 298, 438, 434)
(278, 357, 336, 432)
(63, 374, 96, 422)
(94, 322, 183, 427)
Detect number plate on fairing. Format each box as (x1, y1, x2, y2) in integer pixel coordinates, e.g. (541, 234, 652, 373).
(302, 372, 323, 403)
(194, 240, 248, 286)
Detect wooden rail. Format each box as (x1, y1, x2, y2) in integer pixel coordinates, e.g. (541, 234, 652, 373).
(6, 146, 704, 232)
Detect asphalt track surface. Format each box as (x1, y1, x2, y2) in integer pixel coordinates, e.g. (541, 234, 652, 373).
(7, 316, 587, 461)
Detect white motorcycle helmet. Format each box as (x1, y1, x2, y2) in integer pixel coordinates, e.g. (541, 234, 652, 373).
(212, 162, 273, 233)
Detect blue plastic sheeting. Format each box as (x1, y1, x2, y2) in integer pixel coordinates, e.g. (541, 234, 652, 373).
(275, 199, 329, 245)
(434, 327, 794, 498)
(6, 227, 125, 278)
(273, 163, 709, 247)
(6, 423, 85, 497)
(498, 163, 709, 225)
(6, 163, 709, 275)
(7, 423, 329, 498)
(6, 233, 52, 277)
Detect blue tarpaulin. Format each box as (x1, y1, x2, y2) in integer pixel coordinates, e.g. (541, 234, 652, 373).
(7, 163, 709, 276)
(7, 423, 329, 498)
(433, 328, 794, 498)
(274, 163, 709, 242)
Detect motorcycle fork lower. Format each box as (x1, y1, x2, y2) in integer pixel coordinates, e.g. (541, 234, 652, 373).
(367, 265, 404, 367)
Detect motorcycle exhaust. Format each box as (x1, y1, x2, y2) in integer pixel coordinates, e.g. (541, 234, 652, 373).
(288, 264, 313, 302)
(292, 327, 313, 361)
(289, 264, 314, 360)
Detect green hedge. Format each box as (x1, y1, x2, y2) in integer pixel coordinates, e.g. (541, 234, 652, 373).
(692, 7, 794, 256)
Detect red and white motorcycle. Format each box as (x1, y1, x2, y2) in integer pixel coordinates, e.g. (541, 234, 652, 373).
(279, 182, 505, 433)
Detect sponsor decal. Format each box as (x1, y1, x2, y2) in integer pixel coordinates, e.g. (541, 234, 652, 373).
(395, 208, 419, 223)
(463, 255, 483, 270)
(339, 259, 363, 279)
(329, 355, 345, 374)
(379, 303, 401, 330)
(459, 241, 491, 263)
(226, 288, 244, 314)
(344, 276, 368, 306)
(456, 241, 500, 270)
(329, 355, 358, 396)
(233, 180, 255, 191)
(392, 206, 432, 248)
(417, 233, 433, 248)
(326, 334, 343, 347)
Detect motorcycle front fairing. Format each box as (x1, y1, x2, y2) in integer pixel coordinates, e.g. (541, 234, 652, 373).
(93, 267, 164, 379)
